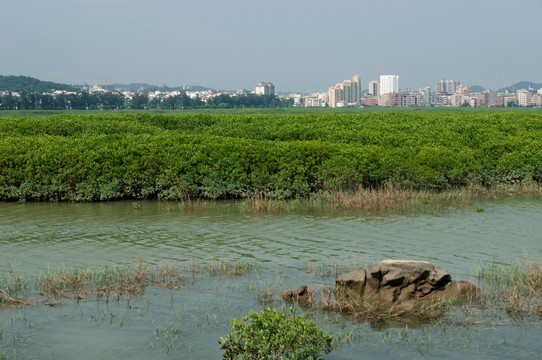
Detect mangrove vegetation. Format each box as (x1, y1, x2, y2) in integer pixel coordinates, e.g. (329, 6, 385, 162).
(1, 111, 542, 202)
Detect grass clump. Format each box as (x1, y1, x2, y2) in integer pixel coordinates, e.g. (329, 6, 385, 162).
(305, 258, 359, 279)
(189, 256, 260, 278)
(1, 259, 259, 307)
(0, 265, 29, 306)
(237, 185, 542, 214)
(149, 325, 183, 353)
(219, 307, 333, 360)
(478, 260, 542, 318)
(202, 261, 259, 277)
(35, 261, 149, 298)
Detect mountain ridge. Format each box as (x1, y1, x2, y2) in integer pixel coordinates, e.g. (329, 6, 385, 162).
(0, 75, 78, 92)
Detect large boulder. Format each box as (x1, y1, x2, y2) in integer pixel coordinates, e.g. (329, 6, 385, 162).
(335, 260, 476, 306)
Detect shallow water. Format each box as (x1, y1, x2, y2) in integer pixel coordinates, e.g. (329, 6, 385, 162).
(1, 199, 542, 359)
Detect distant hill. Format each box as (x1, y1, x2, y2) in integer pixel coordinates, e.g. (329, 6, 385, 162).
(0, 75, 78, 92)
(470, 85, 485, 93)
(497, 81, 542, 93)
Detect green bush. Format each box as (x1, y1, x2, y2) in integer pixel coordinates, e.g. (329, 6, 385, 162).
(2, 112, 542, 201)
(219, 307, 333, 360)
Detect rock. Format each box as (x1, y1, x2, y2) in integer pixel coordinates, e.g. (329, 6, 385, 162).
(281, 285, 316, 302)
(424, 280, 479, 300)
(335, 260, 476, 305)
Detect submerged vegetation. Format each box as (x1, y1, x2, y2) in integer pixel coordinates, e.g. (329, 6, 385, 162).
(1, 112, 542, 202)
(3, 259, 542, 325)
(3, 259, 542, 358)
(0, 259, 258, 306)
(478, 261, 542, 318)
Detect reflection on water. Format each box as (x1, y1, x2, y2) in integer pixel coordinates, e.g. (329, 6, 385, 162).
(1, 199, 542, 359)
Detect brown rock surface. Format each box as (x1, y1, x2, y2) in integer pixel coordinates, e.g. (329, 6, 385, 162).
(335, 260, 475, 305)
(281, 285, 316, 302)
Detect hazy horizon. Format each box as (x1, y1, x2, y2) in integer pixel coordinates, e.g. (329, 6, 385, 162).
(3, 0, 541, 92)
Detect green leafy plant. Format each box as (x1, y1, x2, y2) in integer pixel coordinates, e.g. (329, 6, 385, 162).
(2, 112, 542, 202)
(219, 307, 333, 360)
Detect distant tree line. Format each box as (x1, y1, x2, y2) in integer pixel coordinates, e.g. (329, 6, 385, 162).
(205, 94, 292, 108)
(0, 91, 293, 110)
(0, 91, 126, 110)
(126, 93, 293, 110)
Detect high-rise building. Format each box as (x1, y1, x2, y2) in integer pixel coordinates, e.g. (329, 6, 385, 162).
(435, 80, 460, 94)
(419, 87, 432, 107)
(368, 80, 379, 96)
(327, 75, 361, 107)
(446, 80, 460, 94)
(255, 82, 275, 96)
(517, 89, 530, 107)
(379, 75, 399, 95)
(327, 85, 341, 108)
(483, 89, 497, 107)
(435, 80, 445, 93)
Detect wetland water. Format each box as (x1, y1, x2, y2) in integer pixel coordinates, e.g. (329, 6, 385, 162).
(1, 199, 542, 359)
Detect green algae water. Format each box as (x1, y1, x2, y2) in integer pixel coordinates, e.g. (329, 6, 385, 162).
(1, 199, 542, 359)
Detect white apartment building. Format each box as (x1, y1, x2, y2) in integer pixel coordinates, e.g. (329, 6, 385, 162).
(379, 75, 399, 95)
(451, 94, 465, 107)
(517, 89, 530, 107)
(255, 82, 275, 96)
(305, 95, 324, 107)
(419, 87, 432, 106)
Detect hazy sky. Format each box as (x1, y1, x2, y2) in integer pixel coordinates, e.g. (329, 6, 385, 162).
(3, 0, 541, 92)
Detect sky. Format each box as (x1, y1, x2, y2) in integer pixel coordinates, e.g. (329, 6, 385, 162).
(2, 0, 542, 92)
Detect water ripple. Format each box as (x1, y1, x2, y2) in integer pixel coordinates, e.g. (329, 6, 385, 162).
(1, 199, 542, 279)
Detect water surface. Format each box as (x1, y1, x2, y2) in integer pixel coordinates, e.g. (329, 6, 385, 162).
(1, 199, 541, 359)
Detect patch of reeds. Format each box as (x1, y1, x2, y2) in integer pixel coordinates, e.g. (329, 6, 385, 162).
(327, 293, 469, 326)
(36, 260, 156, 300)
(188, 256, 260, 278)
(238, 184, 542, 213)
(281, 285, 470, 328)
(304, 258, 360, 279)
(0, 265, 29, 306)
(0, 258, 259, 307)
(149, 325, 183, 353)
(176, 198, 211, 211)
(478, 260, 542, 318)
(199, 261, 258, 277)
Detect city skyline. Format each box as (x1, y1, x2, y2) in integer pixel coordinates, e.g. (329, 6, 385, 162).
(2, 0, 541, 93)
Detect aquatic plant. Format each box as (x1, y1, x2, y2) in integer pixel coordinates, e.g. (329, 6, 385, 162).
(219, 307, 333, 360)
(0, 258, 260, 307)
(0, 266, 29, 306)
(188, 255, 260, 278)
(478, 260, 542, 318)
(149, 325, 183, 353)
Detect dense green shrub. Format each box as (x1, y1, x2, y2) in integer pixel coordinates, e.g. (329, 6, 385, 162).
(1, 111, 542, 201)
(219, 307, 333, 360)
